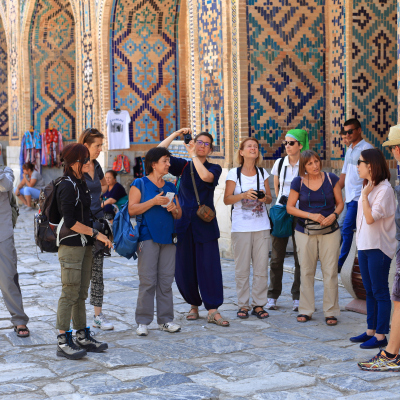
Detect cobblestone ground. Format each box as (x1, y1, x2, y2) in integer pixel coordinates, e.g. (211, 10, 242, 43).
(1, 208, 399, 399)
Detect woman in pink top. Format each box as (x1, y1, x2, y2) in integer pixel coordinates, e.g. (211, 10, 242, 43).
(350, 149, 396, 350)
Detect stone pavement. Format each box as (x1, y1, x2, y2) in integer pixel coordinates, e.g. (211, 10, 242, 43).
(1, 208, 399, 399)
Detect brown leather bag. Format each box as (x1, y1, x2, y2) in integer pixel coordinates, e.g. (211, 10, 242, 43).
(190, 161, 215, 222)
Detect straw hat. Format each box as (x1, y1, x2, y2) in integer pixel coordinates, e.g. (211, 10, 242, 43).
(382, 124, 400, 147)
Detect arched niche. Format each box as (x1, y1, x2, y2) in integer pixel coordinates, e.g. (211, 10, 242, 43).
(0, 15, 8, 138)
(27, 0, 77, 141)
(99, 0, 189, 149)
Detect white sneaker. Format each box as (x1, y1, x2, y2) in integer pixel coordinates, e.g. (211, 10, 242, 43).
(266, 298, 277, 310)
(93, 313, 114, 331)
(293, 300, 300, 311)
(136, 324, 149, 336)
(159, 322, 181, 333)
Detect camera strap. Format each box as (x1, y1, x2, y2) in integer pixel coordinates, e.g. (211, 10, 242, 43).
(236, 166, 264, 193)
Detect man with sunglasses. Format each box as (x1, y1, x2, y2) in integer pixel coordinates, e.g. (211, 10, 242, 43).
(338, 119, 373, 272)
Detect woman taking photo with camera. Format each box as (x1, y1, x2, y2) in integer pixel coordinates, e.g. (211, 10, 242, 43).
(224, 137, 272, 319)
(350, 148, 396, 349)
(287, 150, 343, 325)
(158, 128, 229, 327)
(129, 147, 182, 336)
(78, 128, 113, 331)
(55, 144, 111, 359)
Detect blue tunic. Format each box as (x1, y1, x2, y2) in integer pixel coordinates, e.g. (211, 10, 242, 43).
(169, 156, 222, 243)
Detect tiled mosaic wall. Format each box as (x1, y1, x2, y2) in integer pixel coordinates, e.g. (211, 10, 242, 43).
(0, 16, 8, 136)
(110, 0, 180, 144)
(29, 0, 77, 140)
(198, 0, 224, 155)
(350, 0, 397, 158)
(247, 0, 326, 161)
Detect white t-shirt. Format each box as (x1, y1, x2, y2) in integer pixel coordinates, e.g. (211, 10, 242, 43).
(226, 168, 271, 233)
(106, 110, 131, 150)
(271, 156, 299, 205)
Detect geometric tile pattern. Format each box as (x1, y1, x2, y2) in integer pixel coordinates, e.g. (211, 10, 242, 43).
(350, 0, 397, 159)
(0, 16, 8, 136)
(9, 0, 19, 139)
(80, 0, 95, 129)
(188, 0, 197, 134)
(231, 0, 239, 152)
(110, 0, 180, 144)
(198, 0, 224, 154)
(29, 0, 76, 141)
(330, 0, 346, 160)
(247, 0, 326, 161)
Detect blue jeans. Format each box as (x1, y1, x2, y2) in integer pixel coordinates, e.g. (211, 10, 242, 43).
(14, 186, 41, 199)
(338, 201, 358, 268)
(358, 249, 392, 334)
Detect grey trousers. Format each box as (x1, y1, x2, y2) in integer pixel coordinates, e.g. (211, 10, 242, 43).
(0, 236, 29, 326)
(136, 240, 176, 325)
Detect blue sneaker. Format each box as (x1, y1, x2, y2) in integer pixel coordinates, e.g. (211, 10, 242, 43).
(349, 332, 373, 343)
(360, 336, 388, 349)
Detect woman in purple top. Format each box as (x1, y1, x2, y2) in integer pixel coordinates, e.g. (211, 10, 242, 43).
(287, 150, 344, 325)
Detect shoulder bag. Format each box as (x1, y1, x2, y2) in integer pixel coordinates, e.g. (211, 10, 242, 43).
(190, 161, 215, 222)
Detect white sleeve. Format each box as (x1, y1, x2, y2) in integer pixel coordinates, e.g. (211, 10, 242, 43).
(262, 168, 270, 180)
(341, 154, 348, 174)
(271, 158, 281, 176)
(106, 111, 110, 125)
(226, 168, 237, 182)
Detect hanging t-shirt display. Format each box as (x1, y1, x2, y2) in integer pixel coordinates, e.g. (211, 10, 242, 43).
(106, 110, 131, 150)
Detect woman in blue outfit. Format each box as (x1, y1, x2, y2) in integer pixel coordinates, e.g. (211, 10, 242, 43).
(129, 147, 182, 337)
(158, 128, 229, 327)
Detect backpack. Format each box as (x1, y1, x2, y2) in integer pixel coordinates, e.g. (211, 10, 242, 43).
(34, 176, 79, 253)
(113, 178, 145, 260)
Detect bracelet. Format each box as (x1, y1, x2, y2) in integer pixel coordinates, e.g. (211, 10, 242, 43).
(192, 155, 197, 159)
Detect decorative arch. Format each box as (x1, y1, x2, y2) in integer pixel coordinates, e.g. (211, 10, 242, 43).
(99, 0, 189, 148)
(22, 0, 77, 140)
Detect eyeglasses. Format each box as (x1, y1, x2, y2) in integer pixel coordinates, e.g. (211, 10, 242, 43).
(196, 140, 211, 147)
(308, 189, 326, 208)
(342, 128, 355, 136)
(388, 145, 398, 152)
(282, 140, 299, 147)
(357, 159, 369, 166)
(78, 157, 90, 164)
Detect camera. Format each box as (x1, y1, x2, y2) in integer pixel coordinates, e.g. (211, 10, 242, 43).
(279, 195, 288, 205)
(256, 191, 265, 199)
(184, 133, 192, 144)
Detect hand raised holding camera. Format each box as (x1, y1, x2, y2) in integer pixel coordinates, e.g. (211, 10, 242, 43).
(152, 191, 170, 206)
(242, 189, 258, 200)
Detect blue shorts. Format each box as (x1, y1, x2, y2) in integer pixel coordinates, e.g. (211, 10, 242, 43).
(15, 186, 41, 199)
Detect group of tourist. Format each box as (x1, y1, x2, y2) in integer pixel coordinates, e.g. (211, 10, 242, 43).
(0, 119, 400, 371)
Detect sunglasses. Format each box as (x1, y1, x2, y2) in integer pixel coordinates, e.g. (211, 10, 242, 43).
(78, 157, 90, 164)
(388, 145, 399, 152)
(196, 140, 211, 147)
(342, 128, 356, 136)
(357, 159, 369, 166)
(282, 140, 299, 147)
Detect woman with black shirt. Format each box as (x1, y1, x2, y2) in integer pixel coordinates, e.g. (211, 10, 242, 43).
(56, 144, 111, 360)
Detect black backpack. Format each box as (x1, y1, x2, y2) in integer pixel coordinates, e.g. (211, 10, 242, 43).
(34, 177, 78, 253)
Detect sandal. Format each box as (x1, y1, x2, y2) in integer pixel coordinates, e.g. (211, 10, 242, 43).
(207, 310, 230, 327)
(251, 307, 269, 319)
(237, 308, 249, 319)
(14, 326, 30, 338)
(297, 314, 311, 323)
(325, 316, 338, 326)
(186, 306, 199, 320)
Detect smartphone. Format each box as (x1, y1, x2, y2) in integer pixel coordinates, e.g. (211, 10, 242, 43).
(161, 192, 175, 207)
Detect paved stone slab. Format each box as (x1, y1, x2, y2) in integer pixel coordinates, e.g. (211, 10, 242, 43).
(139, 383, 219, 399)
(215, 372, 316, 396)
(325, 376, 383, 393)
(141, 372, 193, 387)
(183, 335, 254, 354)
(108, 367, 162, 381)
(0, 383, 38, 394)
(43, 382, 76, 397)
(72, 373, 144, 395)
(5, 329, 56, 346)
(253, 384, 343, 399)
(0, 363, 55, 383)
(216, 360, 281, 378)
(134, 341, 210, 360)
(149, 361, 203, 374)
(188, 371, 229, 386)
(336, 390, 400, 400)
(87, 348, 154, 368)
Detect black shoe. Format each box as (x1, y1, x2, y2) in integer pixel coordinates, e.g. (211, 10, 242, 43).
(57, 330, 87, 360)
(76, 327, 108, 353)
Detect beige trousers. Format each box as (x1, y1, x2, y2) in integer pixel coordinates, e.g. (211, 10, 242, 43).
(295, 229, 341, 318)
(232, 230, 270, 310)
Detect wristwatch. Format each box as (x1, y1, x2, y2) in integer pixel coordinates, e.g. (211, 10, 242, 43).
(91, 228, 99, 239)
(334, 212, 339, 220)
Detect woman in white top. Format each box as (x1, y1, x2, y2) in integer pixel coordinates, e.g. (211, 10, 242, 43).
(350, 148, 396, 350)
(224, 138, 272, 319)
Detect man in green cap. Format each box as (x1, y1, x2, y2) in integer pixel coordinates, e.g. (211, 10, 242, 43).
(268, 129, 309, 312)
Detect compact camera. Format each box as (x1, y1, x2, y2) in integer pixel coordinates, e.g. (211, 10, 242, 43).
(256, 191, 265, 199)
(184, 133, 192, 144)
(279, 195, 288, 205)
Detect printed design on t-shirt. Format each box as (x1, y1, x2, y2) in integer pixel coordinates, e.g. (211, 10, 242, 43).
(241, 199, 264, 219)
(111, 121, 124, 133)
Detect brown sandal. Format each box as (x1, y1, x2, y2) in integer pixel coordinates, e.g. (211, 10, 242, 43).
(207, 310, 230, 327)
(186, 306, 199, 320)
